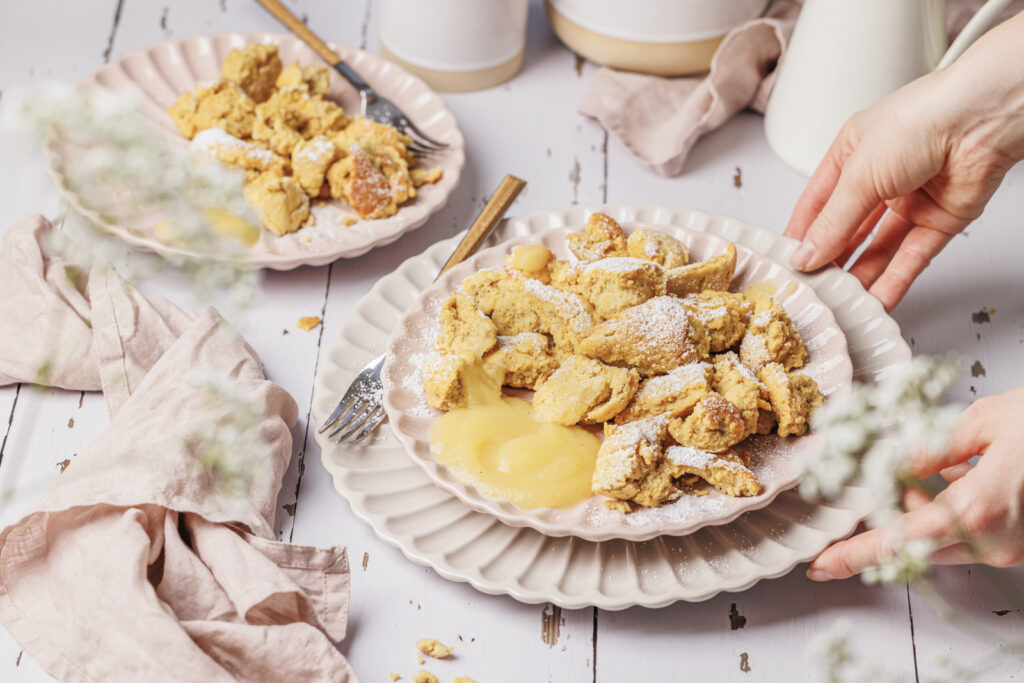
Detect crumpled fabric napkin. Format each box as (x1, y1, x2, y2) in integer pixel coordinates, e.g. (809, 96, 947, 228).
(578, 0, 1024, 177)
(0, 215, 357, 682)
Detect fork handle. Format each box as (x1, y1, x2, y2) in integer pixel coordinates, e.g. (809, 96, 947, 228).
(255, 0, 375, 93)
(438, 175, 527, 277)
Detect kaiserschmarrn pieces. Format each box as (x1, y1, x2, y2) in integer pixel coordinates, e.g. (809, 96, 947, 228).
(291, 136, 339, 196)
(591, 415, 669, 501)
(759, 362, 824, 437)
(684, 290, 753, 352)
(665, 445, 761, 497)
(221, 43, 282, 103)
(665, 243, 737, 297)
(276, 61, 331, 97)
(711, 351, 767, 435)
(169, 79, 256, 139)
(668, 393, 748, 453)
(326, 144, 399, 219)
(422, 353, 467, 411)
(627, 226, 689, 269)
(579, 296, 710, 376)
(481, 333, 557, 390)
(253, 86, 349, 155)
(461, 270, 594, 360)
(614, 361, 713, 424)
(436, 292, 497, 359)
(575, 257, 666, 320)
(532, 355, 639, 425)
(421, 217, 830, 514)
(567, 212, 628, 261)
(191, 127, 288, 177)
(168, 42, 439, 236)
(242, 171, 309, 236)
(739, 297, 808, 372)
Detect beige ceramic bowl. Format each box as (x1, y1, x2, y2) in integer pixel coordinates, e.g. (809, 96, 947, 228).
(546, 0, 769, 75)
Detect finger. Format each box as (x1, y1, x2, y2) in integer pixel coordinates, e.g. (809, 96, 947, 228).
(869, 226, 955, 311)
(807, 500, 960, 580)
(836, 203, 887, 268)
(847, 211, 914, 290)
(909, 406, 986, 478)
(939, 462, 973, 483)
(902, 486, 932, 511)
(784, 137, 848, 241)
(928, 543, 983, 565)
(790, 155, 886, 271)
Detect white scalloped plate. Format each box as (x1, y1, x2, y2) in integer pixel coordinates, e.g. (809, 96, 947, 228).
(381, 224, 853, 542)
(313, 204, 910, 609)
(44, 33, 464, 270)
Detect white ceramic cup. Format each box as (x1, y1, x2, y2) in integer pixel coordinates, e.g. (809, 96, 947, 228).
(379, 0, 529, 92)
(765, 0, 1014, 176)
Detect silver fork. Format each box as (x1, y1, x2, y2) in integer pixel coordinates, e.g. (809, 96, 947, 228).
(256, 0, 450, 157)
(318, 175, 527, 444)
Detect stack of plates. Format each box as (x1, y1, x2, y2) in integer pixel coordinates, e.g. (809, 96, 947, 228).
(312, 204, 908, 609)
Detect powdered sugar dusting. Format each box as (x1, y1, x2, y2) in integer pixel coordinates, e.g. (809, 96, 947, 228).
(523, 278, 592, 334)
(584, 256, 658, 274)
(191, 127, 279, 164)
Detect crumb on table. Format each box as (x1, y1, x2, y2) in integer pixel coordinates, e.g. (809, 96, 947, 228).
(389, 674, 400, 682)
(412, 671, 438, 683)
(297, 316, 322, 331)
(416, 638, 453, 659)
(453, 677, 480, 683)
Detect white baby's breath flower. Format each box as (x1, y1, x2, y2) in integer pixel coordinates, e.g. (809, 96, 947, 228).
(2, 82, 261, 311)
(185, 368, 271, 510)
(808, 620, 907, 683)
(801, 357, 962, 519)
(862, 538, 936, 585)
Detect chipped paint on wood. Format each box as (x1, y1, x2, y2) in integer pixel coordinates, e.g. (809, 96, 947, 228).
(67, 417, 74, 428)
(541, 603, 563, 647)
(733, 167, 742, 188)
(574, 54, 584, 77)
(971, 360, 986, 377)
(740, 652, 751, 672)
(729, 603, 746, 630)
(57, 458, 71, 473)
(569, 158, 581, 204)
(283, 502, 296, 516)
(972, 309, 992, 324)
(362, 551, 369, 571)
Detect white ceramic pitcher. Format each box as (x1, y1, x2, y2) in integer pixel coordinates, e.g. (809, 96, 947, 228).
(764, 0, 1014, 175)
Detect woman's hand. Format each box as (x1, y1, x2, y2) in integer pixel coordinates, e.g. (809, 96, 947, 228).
(785, 11, 1024, 312)
(807, 386, 1024, 581)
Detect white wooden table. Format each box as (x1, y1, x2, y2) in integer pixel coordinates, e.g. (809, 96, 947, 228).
(1, 1, 1023, 680)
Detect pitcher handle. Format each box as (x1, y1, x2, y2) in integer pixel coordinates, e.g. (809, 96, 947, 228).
(937, 0, 1015, 69)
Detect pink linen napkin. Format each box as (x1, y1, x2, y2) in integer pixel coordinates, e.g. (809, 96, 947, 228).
(578, 0, 1024, 177)
(0, 215, 357, 682)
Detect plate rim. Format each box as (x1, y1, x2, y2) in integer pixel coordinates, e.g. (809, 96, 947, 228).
(43, 31, 466, 271)
(312, 203, 910, 609)
(380, 222, 854, 542)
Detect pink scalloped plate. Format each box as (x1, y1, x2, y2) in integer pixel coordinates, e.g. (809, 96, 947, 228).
(44, 32, 464, 270)
(381, 220, 853, 542)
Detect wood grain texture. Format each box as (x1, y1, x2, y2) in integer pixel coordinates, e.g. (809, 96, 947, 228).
(1, 0, 1024, 680)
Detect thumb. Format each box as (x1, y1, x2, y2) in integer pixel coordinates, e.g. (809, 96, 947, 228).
(790, 154, 885, 272)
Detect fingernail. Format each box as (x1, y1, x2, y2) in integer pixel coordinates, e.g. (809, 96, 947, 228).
(790, 241, 816, 271)
(806, 567, 834, 582)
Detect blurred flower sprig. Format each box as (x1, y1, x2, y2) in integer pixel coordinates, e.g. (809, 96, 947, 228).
(0, 82, 260, 308)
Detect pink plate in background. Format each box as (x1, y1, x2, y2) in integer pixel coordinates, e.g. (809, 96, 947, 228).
(44, 32, 465, 270)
